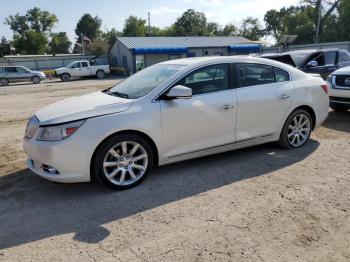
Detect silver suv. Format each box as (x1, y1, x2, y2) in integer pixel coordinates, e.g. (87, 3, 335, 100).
(0, 66, 46, 86)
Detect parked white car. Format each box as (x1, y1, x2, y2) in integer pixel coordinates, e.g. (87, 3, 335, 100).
(23, 56, 329, 190)
(55, 60, 110, 81)
(327, 66, 350, 111)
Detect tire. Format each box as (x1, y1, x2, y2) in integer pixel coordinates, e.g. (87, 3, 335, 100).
(31, 75, 41, 84)
(96, 70, 105, 79)
(278, 109, 313, 149)
(93, 134, 154, 190)
(61, 73, 70, 82)
(330, 104, 349, 112)
(0, 78, 9, 87)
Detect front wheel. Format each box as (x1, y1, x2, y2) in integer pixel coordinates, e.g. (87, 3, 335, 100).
(93, 134, 153, 190)
(32, 75, 41, 84)
(278, 109, 312, 149)
(61, 73, 70, 82)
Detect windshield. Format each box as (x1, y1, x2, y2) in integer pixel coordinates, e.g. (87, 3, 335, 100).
(108, 64, 186, 99)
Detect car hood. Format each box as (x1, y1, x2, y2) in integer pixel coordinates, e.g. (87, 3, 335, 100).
(331, 66, 350, 75)
(35, 91, 133, 125)
(55, 67, 68, 72)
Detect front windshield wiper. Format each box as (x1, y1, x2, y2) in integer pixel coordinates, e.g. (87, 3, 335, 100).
(105, 90, 129, 99)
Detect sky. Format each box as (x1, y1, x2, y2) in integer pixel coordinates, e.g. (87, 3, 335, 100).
(0, 0, 299, 43)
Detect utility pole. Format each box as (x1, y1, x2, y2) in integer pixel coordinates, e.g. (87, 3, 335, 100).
(148, 12, 151, 36)
(315, 0, 322, 44)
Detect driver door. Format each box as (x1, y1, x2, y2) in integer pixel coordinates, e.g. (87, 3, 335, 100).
(69, 62, 83, 77)
(160, 64, 237, 158)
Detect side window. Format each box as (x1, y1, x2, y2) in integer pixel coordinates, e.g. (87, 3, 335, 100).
(0, 67, 3, 73)
(16, 67, 27, 73)
(5, 67, 17, 73)
(274, 67, 290, 82)
(178, 64, 229, 95)
(324, 52, 336, 65)
(338, 51, 350, 63)
(71, 62, 80, 69)
(81, 62, 89, 68)
(237, 63, 275, 87)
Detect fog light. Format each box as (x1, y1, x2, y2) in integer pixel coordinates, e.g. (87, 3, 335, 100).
(41, 164, 60, 175)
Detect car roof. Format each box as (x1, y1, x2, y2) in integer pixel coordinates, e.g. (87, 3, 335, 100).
(160, 55, 308, 80)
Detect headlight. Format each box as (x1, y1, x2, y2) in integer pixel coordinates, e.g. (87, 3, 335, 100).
(36, 120, 85, 141)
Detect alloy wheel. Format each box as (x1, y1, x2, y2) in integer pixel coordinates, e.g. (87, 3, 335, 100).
(287, 113, 311, 147)
(102, 141, 148, 186)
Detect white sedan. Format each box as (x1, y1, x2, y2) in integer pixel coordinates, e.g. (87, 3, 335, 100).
(23, 56, 329, 190)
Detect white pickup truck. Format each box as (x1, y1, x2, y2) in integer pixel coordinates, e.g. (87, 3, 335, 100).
(55, 60, 110, 81)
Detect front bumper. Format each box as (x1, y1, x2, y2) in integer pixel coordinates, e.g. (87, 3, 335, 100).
(23, 135, 92, 183)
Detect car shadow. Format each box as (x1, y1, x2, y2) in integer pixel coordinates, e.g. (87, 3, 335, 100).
(322, 110, 350, 133)
(0, 140, 319, 250)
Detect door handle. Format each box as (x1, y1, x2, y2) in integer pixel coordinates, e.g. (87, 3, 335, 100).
(223, 104, 234, 110)
(279, 94, 290, 100)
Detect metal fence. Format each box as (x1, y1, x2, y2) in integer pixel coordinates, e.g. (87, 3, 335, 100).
(262, 41, 350, 54)
(0, 54, 110, 70)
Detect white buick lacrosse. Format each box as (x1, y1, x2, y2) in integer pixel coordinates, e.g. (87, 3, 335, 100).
(23, 56, 329, 189)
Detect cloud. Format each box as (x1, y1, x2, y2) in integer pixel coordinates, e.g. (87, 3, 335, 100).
(150, 6, 185, 15)
(186, 0, 223, 7)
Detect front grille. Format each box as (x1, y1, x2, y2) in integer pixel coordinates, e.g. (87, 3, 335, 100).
(25, 116, 39, 139)
(335, 75, 350, 88)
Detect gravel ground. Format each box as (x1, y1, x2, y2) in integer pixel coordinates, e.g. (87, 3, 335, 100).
(0, 78, 349, 262)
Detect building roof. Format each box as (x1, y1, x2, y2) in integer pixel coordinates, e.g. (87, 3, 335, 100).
(117, 36, 251, 49)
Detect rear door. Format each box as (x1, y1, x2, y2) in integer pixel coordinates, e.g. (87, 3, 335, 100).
(235, 63, 294, 141)
(4, 67, 18, 82)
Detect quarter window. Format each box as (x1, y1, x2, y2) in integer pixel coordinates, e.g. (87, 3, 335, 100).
(178, 64, 230, 95)
(237, 64, 275, 87)
(274, 67, 290, 82)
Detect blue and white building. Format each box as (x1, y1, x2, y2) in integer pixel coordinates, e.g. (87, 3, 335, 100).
(110, 37, 261, 73)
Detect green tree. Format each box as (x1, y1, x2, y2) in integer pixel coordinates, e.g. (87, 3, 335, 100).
(4, 7, 57, 54)
(222, 23, 238, 36)
(48, 32, 71, 54)
(336, 0, 350, 40)
(239, 17, 265, 41)
(101, 28, 121, 47)
(174, 9, 208, 36)
(75, 14, 102, 41)
(0, 37, 12, 57)
(13, 30, 48, 54)
(122, 16, 147, 36)
(206, 22, 222, 36)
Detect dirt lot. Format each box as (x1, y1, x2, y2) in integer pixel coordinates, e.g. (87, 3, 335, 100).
(0, 78, 349, 261)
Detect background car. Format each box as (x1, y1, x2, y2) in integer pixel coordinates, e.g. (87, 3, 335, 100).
(327, 66, 350, 111)
(55, 60, 110, 82)
(261, 49, 350, 79)
(0, 66, 46, 86)
(23, 56, 329, 190)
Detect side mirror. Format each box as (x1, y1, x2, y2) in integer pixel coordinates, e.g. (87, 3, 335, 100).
(166, 85, 192, 100)
(307, 60, 318, 67)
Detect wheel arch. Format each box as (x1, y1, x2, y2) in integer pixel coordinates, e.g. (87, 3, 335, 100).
(89, 129, 159, 181)
(292, 105, 316, 130)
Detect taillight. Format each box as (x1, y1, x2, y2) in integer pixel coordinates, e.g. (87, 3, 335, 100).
(321, 84, 328, 95)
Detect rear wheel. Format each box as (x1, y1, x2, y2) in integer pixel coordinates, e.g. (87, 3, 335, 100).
(93, 134, 153, 190)
(278, 109, 312, 149)
(31, 75, 41, 84)
(0, 78, 9, 86)
(61, 73, 70, 82)
(96, 70, 105, 79)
